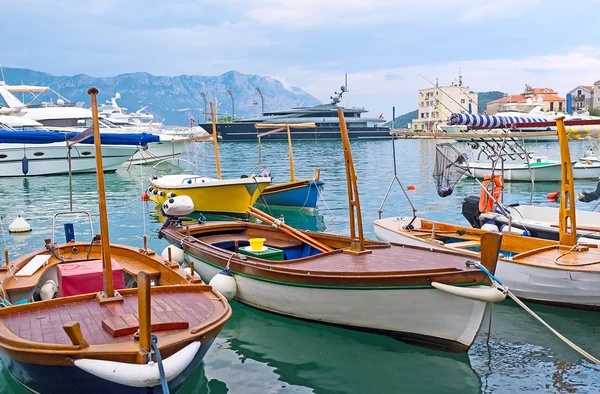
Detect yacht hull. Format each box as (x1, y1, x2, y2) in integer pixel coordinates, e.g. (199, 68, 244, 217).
(127, 138, 189, 165)
(202, 123, 391, 141)
(0, 143, 136, 177)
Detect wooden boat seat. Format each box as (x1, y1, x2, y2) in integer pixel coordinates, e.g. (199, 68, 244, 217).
(449, 240, 481, 249)
(199, 234, 302, 249)
(114, 258, 161, 279)
(102, 313, 189, 337)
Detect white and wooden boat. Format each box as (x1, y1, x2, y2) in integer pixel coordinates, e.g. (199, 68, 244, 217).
(159, 109, 507, 352)
(0, 87, 231, 393)
(375, 116, 600, 310)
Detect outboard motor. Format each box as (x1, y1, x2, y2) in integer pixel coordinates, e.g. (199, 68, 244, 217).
(579, 181, 600, 203)
(461, 195, 481, 228)
(159, 196, 195, 237)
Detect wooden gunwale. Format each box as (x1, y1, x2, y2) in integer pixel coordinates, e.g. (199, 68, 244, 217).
(0, 284, 231, 365)
(262, 179, 314, 194)
(375, 219, 600, 272)
(164, 223, 493, 287)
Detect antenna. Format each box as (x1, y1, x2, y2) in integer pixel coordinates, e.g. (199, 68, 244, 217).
(345, 73, 348, 92)
(458, 69, 463, 87)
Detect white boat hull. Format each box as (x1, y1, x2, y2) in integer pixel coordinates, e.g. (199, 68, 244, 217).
(127, 138, 189, 165)
(187, 254, 488, 350)
(0, 143, 137, 177)
(374, 217, 600, 308)
(466, 161, 599, 181)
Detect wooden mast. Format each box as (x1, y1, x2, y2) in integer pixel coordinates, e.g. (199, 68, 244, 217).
(338, 108, 370, 254)
(210, 101, 222, 180)
(285, 121, 296, 182)
(557, 116, 577, 246)
(88, 87, 119, 301)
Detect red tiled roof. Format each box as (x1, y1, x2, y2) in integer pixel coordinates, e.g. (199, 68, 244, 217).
(582, 85, 594, 90)
(488, 93, 564, 104)
(528, 88, 558, 95)
(595, 80, 600, 84)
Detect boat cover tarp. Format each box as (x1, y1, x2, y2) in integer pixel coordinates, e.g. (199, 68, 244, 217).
(448, 113, 549, 128)
(0, 130, 160, 146)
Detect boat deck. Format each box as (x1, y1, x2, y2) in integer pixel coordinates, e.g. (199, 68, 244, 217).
(1, 291, 215, 345)
(512, 245, 600, 272)
(276, 245, 471, 275)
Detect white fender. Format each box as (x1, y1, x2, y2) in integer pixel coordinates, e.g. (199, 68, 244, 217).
(431, 282, 506, 303)
(74, 341, 201, 388)
(161, 245, 185, 264)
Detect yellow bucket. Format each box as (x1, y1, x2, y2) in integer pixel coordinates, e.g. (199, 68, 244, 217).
(249, 237, 266, 250)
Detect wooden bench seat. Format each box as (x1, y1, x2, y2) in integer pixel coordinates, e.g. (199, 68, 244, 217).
(116, 258, 161, 278)
(198, 234, 302, 249)
(449, 240, 481, 249)
(102, 313, 189, 337)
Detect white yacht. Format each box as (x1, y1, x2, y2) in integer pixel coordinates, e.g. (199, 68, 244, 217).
(0, 82, 190, 165)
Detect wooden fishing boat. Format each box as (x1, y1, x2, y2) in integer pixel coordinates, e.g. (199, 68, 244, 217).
(254, 122, 324, 210)
(160, 109, 508, 352)
(0, 87, 231, 393)
(148, 102, 271, 217)
(375, 117, 600, 310)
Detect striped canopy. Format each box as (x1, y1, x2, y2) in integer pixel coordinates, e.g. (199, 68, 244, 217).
(448, 113, 549, 128)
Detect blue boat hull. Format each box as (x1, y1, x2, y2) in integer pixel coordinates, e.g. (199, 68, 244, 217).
(1, 337, 215, 394)
(259, 180, 323, 209)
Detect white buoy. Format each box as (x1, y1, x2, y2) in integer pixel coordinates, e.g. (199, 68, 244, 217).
(481, 222, 499, 232)
(161, 245, 185, 264)
(8, 215, 31, 233)
(183, 267, 193, 275)
(40, 280, 57, 300)
(209, 269, 237, 301)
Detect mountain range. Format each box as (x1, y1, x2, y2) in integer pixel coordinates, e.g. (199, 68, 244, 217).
(0, 67, 322, 125)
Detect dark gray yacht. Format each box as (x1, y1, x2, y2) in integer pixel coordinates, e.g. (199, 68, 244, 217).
(200, 87, 390, 141)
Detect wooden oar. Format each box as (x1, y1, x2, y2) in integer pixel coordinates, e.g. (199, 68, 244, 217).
(247, 208, 329, 252)
(248, 207, 333, 252)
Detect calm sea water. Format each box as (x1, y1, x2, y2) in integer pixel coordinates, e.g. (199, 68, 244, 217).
(1, 138, 600, 393)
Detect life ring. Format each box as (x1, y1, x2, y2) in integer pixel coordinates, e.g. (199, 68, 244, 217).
(479, 174, 503, 213)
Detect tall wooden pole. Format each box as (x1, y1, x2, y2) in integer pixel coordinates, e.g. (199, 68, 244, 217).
(137, 271, 152, 354)
(338, 108, 368, 253)
(286, 121, 296, 182)
(88, 87, 115, 298)
(210, 101, 222, 180)
(557, 116, 577, 246)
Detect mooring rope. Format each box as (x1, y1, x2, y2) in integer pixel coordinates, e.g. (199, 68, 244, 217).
(150, 334, 170, 394)
(468, 261, 600, 365)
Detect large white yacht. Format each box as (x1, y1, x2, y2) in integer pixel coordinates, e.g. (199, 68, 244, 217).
(0, 82, 190, 165)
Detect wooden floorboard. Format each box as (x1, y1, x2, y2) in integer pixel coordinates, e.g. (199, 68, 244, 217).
(1, 292, 216, 346)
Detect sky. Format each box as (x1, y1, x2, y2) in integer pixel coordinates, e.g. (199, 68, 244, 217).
(2, 0, 600, 118)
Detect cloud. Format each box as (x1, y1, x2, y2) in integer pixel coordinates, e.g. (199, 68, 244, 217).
(384, 73, 404, 81)
(280, 46, 600, 118)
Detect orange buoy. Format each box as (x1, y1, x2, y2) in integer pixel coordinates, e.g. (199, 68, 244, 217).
(547, 190, 559, 200)
(407, 185, 416, 191)
(141, 192, 149, 201)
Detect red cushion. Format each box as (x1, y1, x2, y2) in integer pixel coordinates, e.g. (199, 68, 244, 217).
(57, 259, 125, 297)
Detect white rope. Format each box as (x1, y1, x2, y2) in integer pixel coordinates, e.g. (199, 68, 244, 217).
(506, 291, 600, 365)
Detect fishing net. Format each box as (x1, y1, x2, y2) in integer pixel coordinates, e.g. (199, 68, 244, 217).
(433, 143, 470, 198)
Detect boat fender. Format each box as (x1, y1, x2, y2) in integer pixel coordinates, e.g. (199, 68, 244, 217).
(147, 187, 154, 193)
(161, 245, 185, 264)
(153, 189, 158, 195)
(21, 156, 28, 176)
(481, 220, 499, 232)
(500, 225, 529, 236)
(431, 282, 506, 303)
(167, 192, 176, 198)
(74, 341, 201, 388)
(40, 280, 58, 301)
(8, 215, 32, 233)
(159, 191, 165, 197)
(209, 269, 237, 301)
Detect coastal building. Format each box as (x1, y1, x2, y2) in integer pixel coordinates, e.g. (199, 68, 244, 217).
(566, 85, 593, 112)
(486, 86, 565, 115)
(412, 73, 478, 132)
